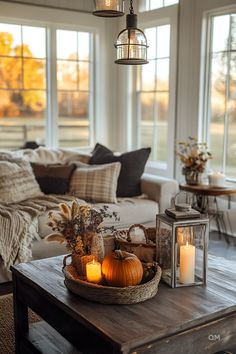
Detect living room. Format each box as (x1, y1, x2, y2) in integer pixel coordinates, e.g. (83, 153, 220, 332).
(0, 0, 236, 353)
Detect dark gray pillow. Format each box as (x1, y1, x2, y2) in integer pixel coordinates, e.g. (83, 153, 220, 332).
(89, 143, 151, 197)
(31, 163, 75, 194)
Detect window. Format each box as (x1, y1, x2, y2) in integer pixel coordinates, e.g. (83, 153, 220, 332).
(0, 22, 93, 150)
(136, 25, 171, 166)
(0, 23, 46, 149)
(139, 0, 178, 12)
(57, 30, 92, 148)
(205, 13, 236, 179)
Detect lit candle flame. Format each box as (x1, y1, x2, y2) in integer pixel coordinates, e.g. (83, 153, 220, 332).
(105, 0, 111, 7)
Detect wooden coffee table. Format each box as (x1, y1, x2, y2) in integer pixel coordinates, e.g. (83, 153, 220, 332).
(11, 255, 236, 354)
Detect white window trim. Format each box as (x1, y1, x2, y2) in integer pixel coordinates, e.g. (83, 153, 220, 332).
(200, 5, 236, 181)
(138, 0, 179, 13)
(132, 5, 178, 178)
(0, 1, 105, 149)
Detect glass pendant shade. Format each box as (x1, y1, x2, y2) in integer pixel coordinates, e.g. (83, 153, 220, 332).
(115, 14, 148, 65)
(93, 0, 125, 17)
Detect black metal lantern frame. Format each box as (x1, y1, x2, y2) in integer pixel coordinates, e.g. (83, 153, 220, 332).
(115, 0, 148, 65)
(93, 0, 125, 17)
(93, 0, 148, 65)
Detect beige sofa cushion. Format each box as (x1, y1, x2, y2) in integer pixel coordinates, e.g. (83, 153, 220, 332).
(0, 159, 43, 204)
(38, 196, 158, 239)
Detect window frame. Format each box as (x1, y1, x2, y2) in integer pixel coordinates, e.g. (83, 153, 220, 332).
(0, 3, 102, 149)
(139, 0, 179, 12)
(201, 6, 236, 182)
(132, 6, 178, 178)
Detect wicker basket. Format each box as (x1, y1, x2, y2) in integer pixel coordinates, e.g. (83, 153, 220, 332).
(115, 224, 156, 263)
(63, 255, 162, 305)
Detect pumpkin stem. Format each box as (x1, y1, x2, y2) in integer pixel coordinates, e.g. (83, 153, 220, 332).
(114, 249, 125, 260)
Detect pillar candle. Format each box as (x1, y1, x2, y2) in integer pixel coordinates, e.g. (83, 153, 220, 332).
(86, 258, 102, 283)
(180, 242, 195, 284)
(208, 172, 225, 187)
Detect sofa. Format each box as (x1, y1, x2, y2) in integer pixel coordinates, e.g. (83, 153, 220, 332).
(0, 147, 179, 283)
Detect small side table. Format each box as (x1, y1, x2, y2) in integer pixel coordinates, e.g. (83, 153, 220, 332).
(179, 184, 236, 243)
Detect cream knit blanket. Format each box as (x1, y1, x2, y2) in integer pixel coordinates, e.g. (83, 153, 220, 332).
(0, 195, 76, 269)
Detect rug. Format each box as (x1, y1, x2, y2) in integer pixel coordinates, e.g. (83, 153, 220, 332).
(0, 293, 40, 354)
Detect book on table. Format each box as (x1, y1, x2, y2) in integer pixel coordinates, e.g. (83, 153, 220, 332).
(165, 208, 201, 219)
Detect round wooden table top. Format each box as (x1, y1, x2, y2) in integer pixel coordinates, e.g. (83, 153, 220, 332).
(179, 183, 236, 196)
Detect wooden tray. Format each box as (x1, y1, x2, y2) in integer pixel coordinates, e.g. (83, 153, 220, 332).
(63, 259, 162, 305)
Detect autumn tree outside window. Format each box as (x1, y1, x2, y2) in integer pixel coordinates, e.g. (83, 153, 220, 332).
(204, 13, 236, 180)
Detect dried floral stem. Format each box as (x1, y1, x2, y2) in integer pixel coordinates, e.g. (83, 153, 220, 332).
(47, 200, 120, 256)
(176, 137, 212, 174)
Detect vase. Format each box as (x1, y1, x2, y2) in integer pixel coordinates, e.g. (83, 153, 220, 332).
(72, 232, 105, 275)
(91, 233, 105, 262)
(185, 171, 202, 185)
(72, 253, 94, 276)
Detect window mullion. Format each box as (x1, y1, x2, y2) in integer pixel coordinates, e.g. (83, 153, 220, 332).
(153, 91, 158, 161)
(46, 25, 58, 148)
(89, 33, 95, 147)
(223, 18, 232, 174)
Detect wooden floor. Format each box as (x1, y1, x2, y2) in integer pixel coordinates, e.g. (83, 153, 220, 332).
(209, 231, 236, 261)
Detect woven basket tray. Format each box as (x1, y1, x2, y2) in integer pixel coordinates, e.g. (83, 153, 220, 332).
(63, 256, 162, 305)
(115, 224, 156, 263)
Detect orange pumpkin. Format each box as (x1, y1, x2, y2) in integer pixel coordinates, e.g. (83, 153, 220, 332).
(102, 250, 143, 287)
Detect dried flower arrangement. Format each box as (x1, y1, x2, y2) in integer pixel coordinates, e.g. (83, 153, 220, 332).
(176, 137, 212, 182)
(47, 200, 119, 257)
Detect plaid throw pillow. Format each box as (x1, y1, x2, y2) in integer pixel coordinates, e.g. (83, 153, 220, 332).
(69, 162, 121, 203)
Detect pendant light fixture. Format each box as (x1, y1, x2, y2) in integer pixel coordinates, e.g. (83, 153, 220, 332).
(93, 0, 125, 17)
(114, 0, 148, 65)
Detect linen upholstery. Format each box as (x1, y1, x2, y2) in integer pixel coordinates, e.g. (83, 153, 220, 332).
(141, 174, 179, 213)
(69, 162, 121, 203)
(0, 159, 43, 204)
(38, 196, 159, 239)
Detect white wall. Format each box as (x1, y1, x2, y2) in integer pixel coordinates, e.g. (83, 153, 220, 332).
(2, 0, 93, 12)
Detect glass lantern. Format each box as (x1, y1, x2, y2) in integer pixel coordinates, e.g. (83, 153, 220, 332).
(115, 13, 148, 65)
(156, 214, 209, 288)
(93, 0, 125, 17)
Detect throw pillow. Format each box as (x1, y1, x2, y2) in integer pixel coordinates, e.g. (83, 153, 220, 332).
(69, 162, 121, 203)
(31, 163, 76, 195)
(0, 158, 43, 204)
(89, 143, 151, 197)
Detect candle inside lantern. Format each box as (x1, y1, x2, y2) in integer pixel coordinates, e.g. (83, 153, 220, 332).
(179, 241, 195, 284)
(177, 227, 184, 245)
(105, 0, 116, 10)
(86, 258, 102, 283)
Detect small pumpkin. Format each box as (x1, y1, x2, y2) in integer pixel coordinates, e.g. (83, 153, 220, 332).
(102, 250, 143, 287)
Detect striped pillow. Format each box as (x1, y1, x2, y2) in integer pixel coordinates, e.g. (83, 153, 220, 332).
(69, 162, 121, 203)
(0, 158, 43, 204)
